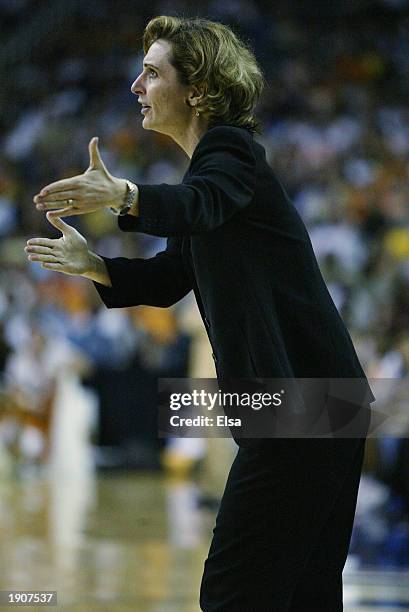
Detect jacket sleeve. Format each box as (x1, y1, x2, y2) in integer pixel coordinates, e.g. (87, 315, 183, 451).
(93, 237, 192, 308)
(118, 126, 256, 237)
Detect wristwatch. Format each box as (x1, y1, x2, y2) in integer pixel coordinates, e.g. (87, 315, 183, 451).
(110, 180, 138, 216)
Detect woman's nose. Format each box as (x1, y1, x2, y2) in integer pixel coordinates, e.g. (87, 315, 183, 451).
(131, 74, 144, 95)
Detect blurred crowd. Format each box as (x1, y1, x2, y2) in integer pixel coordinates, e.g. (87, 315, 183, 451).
(0, 0, 408, 566)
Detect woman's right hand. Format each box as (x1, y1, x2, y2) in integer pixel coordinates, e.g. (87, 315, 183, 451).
(25, 212, 92, 276)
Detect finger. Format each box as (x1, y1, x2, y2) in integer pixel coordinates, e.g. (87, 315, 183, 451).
(28, 254, 61, 264)
(36, 177, 82, 198)
(36, 201, 77, 212)
(47, 208, 88, 218)
(88, 136, 105, 169)
(26, 237, 59, 248)
(34, 191, 77, 204)
(45, 207, 74, 217)
(25, 245, 60, 255)
(46, 212, 75, 232)
(41, 262, 66, 272)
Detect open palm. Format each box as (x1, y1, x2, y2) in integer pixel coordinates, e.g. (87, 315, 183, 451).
(33, 137, 126, 217)
(25, 213, 92, 276)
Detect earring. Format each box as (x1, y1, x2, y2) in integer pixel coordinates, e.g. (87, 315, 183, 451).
(196, 109, 200, 117)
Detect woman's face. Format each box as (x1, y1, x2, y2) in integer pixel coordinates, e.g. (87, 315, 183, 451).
(131, 39, 195, 138)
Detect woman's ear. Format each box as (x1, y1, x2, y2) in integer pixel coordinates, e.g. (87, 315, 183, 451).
(187, 85, 204, 108)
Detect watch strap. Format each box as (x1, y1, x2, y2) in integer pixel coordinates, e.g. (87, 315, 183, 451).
(110, 180, 137, 216)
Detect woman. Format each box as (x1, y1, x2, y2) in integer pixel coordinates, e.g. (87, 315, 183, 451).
(26, 16, 374, 611)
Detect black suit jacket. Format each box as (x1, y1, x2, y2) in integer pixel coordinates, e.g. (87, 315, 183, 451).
(94, 125, 374, 438)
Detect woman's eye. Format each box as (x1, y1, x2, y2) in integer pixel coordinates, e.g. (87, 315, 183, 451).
(149, 70, 157, 78)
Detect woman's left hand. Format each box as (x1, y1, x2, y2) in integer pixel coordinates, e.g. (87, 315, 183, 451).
(33, 137, 127, 217)
(25, 213, 93, 276)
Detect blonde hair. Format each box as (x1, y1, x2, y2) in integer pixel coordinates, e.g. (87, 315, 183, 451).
(143, 15, 266, 134)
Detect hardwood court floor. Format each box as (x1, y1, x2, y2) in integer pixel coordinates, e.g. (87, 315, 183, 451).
(0, 471, 408, 611)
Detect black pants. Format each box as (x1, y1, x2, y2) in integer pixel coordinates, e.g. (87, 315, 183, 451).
(200, 436, 366, 611)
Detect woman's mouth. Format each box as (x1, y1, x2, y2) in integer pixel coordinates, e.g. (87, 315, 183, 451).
(141, 106, 151, 114)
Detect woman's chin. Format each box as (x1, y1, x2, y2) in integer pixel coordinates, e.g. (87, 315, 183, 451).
(142, 113, 154, 126)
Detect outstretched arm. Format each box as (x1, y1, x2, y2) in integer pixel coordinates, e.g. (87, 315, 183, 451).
(33, 127, 256, 236)
(93, 238, 192, 308)
(120, 126, 256, 236)
(25, 214, 192, 309)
